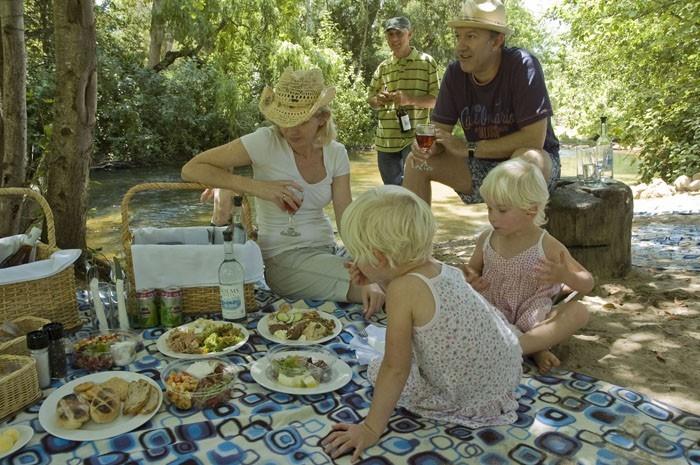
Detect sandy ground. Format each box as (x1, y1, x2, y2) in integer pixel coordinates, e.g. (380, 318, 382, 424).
(433, 193, 700, 415)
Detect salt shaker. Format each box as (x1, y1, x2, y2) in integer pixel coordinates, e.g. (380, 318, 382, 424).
(43, 322, 67, 378)
(26, 330, 51, 388)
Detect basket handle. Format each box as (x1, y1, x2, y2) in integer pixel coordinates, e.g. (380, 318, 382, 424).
(0, 187, 57, 248)
(120, 182, 255, 291)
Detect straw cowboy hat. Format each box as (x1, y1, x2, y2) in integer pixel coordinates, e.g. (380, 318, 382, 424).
(258, 68, 336, 128)
(447, 0, 512, 36)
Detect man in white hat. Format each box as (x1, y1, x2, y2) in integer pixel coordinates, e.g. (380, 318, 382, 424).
(403, 0, 560, 205)
(367, 16, 440, 186)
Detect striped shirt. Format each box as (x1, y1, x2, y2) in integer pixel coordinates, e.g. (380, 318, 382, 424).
(369, 48, 440, 153)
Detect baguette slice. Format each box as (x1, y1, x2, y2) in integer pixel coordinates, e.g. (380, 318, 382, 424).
(123, 379, 151, 415)
(139, 385, 161, 415)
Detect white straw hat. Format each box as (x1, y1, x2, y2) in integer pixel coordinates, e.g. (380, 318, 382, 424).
(258, 68, 336, 128)
(447, 0, 512, 36)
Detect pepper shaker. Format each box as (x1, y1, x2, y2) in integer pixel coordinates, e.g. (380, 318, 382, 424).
(26, 330, 51, 389)
(43, 322, 67, 378)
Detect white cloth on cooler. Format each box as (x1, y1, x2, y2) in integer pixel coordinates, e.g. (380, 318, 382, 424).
(0, 249, 82, 285)
(131, 241, 265, 289)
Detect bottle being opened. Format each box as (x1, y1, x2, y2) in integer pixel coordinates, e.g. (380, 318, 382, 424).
(396, 107, 411, 133)
(231, 196, 247, 245)
(219, 229, 246, 321)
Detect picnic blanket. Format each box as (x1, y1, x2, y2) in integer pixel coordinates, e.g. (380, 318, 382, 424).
(1, 293, 699, 465)
(632, 223, 700, 271)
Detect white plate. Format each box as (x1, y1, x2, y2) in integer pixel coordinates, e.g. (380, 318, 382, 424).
(0, 425, 34, 459)
(38, 371, 162, 441)
(156, 320, 249, 359)
(250, 349, 352, 395)
(257, 310, 342, 345)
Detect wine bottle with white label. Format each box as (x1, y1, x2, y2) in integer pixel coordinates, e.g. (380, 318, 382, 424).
(218, 229, 246, 321)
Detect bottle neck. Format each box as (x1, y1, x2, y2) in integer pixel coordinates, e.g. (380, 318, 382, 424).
(223, 240, 235, 258)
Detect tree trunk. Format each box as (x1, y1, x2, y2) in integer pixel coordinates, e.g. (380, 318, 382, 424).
(0, 0, 28, 237)
(148, 0, 164, 68)
(47, 0, 96, 249)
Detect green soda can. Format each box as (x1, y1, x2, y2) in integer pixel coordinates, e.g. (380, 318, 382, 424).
(159, 287, 183, 327)
(135, 288, 159, 328)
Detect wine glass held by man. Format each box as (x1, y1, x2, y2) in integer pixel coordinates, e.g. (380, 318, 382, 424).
(182, 67, 385, 316)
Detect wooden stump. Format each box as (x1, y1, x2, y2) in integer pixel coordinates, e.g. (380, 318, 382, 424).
(545, 178, 633, 279)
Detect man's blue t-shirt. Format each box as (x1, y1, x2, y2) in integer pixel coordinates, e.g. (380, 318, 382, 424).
(432, 47, 560, 157)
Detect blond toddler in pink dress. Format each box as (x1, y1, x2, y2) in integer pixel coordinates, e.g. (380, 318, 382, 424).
(465, 159, 593, 373)
(322, 185, 522, 462)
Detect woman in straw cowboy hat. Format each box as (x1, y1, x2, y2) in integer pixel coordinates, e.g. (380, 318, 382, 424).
(404, 0, 561, 207)
(182, 68, 385, 314)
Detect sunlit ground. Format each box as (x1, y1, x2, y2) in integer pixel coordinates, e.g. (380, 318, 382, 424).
(87, 149, 639, 257)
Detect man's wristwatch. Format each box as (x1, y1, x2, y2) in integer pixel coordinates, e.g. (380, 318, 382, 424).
(466, 141, 478, 159)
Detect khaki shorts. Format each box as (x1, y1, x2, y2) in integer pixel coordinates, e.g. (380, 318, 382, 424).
(264, 246, 351, 302)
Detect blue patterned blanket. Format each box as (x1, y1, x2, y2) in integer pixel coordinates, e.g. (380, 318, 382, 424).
(1, 294, 699, 465)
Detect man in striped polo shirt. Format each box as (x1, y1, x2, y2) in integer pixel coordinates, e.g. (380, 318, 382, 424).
(368, 16, 439, 185)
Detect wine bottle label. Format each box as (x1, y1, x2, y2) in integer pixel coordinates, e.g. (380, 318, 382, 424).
(398, 113, 411, 132)
(220, 284, 245, 319)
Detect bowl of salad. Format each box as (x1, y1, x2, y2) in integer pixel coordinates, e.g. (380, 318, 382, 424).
(72, 330, 141, 371)
(162, 357, 238, 410)
(266, 344, 336, 389)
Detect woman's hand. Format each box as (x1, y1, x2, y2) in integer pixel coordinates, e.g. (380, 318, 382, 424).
(322, 422, 380, 462)
(345, 261, 370, 286)
(251, 180, 304, 212)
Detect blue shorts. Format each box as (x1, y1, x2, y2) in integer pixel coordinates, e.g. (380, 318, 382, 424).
(456, 153, 561, 204)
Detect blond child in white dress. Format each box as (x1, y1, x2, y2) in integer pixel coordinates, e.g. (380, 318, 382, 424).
(322, 185, 522, 462)
(465, 159, 593, 373)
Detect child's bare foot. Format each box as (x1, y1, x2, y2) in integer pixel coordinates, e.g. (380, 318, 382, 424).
(533, 350, 560, 374)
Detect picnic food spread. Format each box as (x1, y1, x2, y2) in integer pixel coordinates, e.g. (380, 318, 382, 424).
(56, 376, 159, 429)
(267, 305, 336, 341)
(166, 319, 245, 354)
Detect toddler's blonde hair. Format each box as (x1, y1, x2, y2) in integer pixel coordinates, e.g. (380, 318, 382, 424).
(479, 159, 549, 226)
(341, 185, 435, 268)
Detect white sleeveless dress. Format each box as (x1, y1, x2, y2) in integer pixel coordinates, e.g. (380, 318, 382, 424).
(368, 264, 522, 428)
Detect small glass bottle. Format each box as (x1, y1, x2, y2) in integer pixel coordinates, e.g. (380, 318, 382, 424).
(219, 229, 246, 322)
(43, 322, 67, 378)
(26, 330, 51, 388)
(596, 116, 614, 181)
(231, 196, 247, 245)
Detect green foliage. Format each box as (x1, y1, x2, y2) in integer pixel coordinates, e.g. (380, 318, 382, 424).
(552, 0, 700, 182)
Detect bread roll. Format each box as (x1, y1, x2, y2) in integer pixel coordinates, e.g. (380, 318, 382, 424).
(89, 387, 120, 424)
(101, 377, 129, 401)
(123, 380, 151, 415)
(56, 394, 90, 429)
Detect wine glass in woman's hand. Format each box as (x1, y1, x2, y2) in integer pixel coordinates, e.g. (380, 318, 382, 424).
(280, 186, 304, 237)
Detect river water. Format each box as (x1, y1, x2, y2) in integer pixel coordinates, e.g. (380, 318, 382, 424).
(87, 150, 638, 257)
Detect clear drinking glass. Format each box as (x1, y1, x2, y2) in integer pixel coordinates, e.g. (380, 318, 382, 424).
(280, 187, 304, 237)
(581, 147, 600, 185)
(414, 124, 436, 172)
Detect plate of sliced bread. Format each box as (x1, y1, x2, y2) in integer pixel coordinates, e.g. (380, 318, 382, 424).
(38, 371, 162, 441)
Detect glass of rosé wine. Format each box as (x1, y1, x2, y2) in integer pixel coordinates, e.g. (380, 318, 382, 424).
(414, 123, 436, 172)
(280, 187, 304, 237)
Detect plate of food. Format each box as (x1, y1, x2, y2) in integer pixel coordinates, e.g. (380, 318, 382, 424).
(38, 371, 162, 441)
(156, 318, 249, 359)
(250, 345, 352, 395)
(0, 425, 33, 459)
(257, 304, 342, 345)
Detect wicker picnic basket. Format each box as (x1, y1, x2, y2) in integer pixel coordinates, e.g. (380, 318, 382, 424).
(0, 316, 52, 356)
(0, 355, 40, 420)
(0, 188, 81, 332)
(121, 182, 258, 315)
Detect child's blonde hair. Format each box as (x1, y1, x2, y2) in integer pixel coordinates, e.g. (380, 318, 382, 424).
(341, 185, 435, 268)
(479, 159, 549, 226)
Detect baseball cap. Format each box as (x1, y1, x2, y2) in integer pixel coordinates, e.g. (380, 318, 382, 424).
(384, 16, 411, 31)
